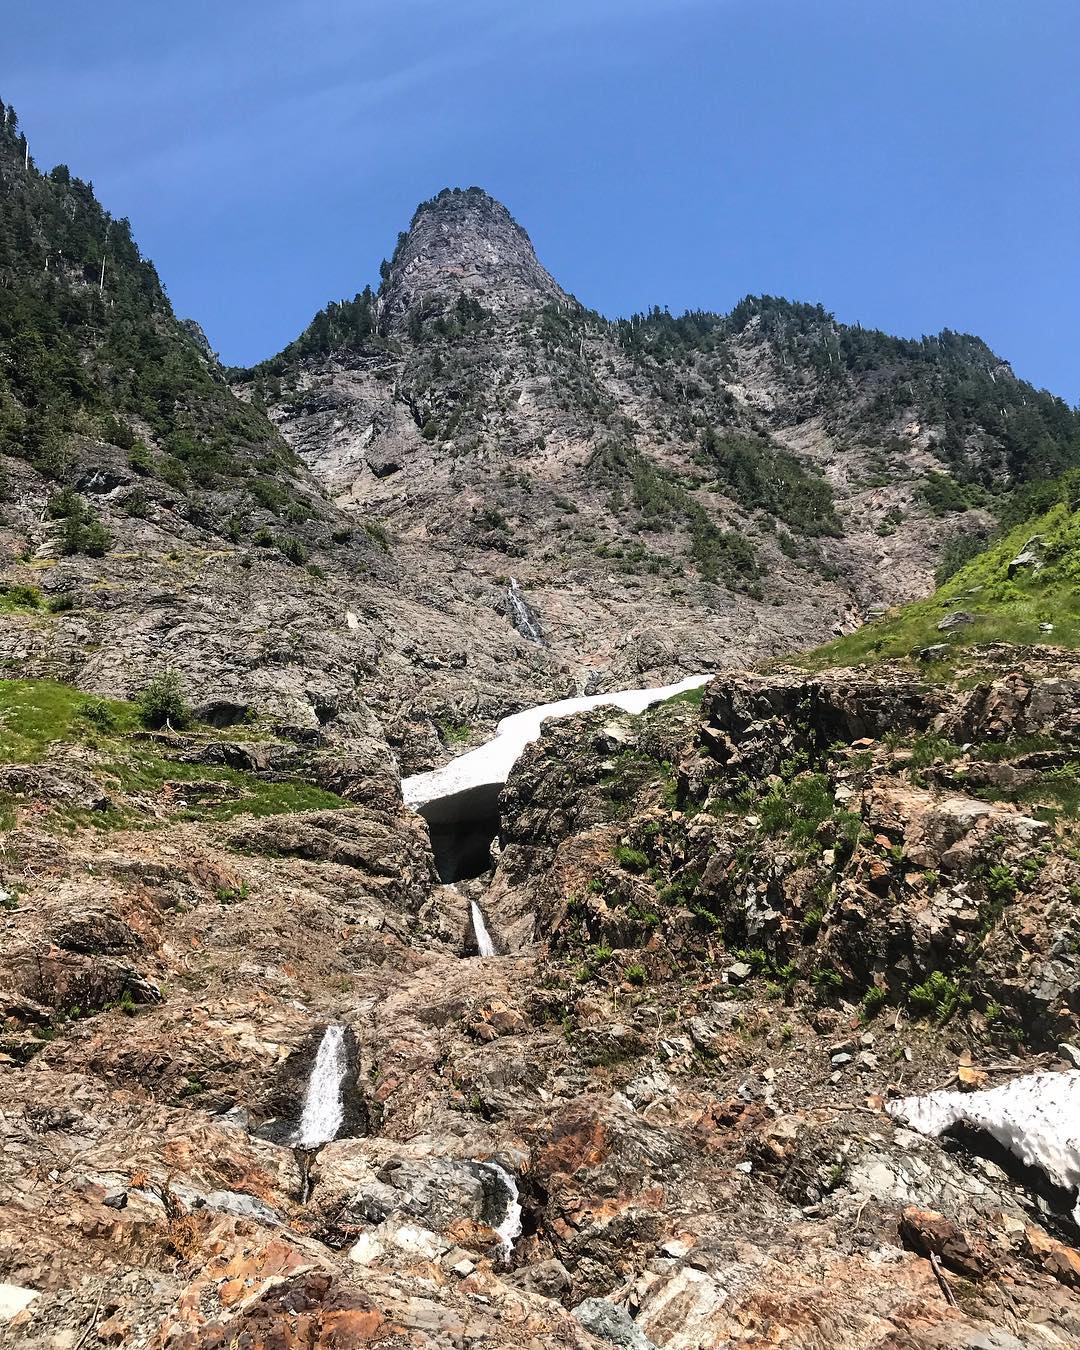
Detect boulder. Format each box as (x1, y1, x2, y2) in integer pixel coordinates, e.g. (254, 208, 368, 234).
(573, 1297, 658, 1350)
(938, 610, 976, 631)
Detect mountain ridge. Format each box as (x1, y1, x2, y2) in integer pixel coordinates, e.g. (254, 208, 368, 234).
(233, 185, 1078, 692)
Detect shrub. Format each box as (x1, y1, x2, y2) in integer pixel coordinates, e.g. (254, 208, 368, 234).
(135, 670, 192, 730)
(49, 488, 111, 556)
(935, 529, 989, 585)
(251, 478, 287, 513)
(1, 583, 41, 610)
(100, 414, 135, 450)
(860, 985, 887, 1020)
(160, 458, 188, 490)
(46, 486, 82, 520)
(60, 510, 110, 557)
(363, 520, 392, 551)
(625, 963, 647, 986)
(615, 845, 650, 873)
(279, 536, 308, 565)
(129, 441, 154, 475)
(78, 697, 116, 730)
(123, 487, 150, 518)
(918, 472, 979, 516)
(908, 970, 969, 1020)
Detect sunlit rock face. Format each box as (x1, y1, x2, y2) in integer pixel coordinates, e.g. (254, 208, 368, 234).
(379, 186, 568, 331)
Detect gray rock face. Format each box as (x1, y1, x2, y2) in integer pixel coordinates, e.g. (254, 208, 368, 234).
(226, 806, 436, 907)
(939, 609, 977, 630)
(340, 1159, 488, 1232)
(240, 189, 1019, 702)
(379, 186, 567, 331)
(573, 1298, 658, 1350)
(1008, 535, 1044, 578)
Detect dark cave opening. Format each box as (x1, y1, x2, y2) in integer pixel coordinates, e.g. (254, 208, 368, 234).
(426, 814, 501, 883)
(417, 780, 503, 883)
(944, 1124, 1080, 1245)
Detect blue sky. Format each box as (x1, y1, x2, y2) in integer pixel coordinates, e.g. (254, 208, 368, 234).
(4, 0, 1078, 400)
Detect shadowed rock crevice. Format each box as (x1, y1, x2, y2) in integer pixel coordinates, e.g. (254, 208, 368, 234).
(944, 1124, 1080, 1245)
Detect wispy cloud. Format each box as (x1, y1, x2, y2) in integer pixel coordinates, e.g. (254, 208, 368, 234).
(4, 0, 719, 204)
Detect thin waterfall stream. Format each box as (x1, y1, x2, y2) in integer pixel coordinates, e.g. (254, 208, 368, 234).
(297, 1024, 347, 1148)
(481, 1161, 523, 1263)
(506, 578, 546, 646)
(471, 899, 497, 957)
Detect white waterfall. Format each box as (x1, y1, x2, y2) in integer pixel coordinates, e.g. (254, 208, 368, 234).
(507, 578, 545, 645)
(482, 1162, 522, 1263)
(471, 900, 496, 957)
(297, 1024, 347, 1147)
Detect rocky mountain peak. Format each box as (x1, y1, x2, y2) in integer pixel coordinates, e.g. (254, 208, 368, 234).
(379, 185, 568, 329)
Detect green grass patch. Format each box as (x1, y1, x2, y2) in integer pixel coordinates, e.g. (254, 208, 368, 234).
(796, 494, 1080, 670)
(979, 765, 1080, 821)
(98, 747, 348, 821)
(661, 684, 707, 710)
(0, 678, 348, 829)
(0, 680, 139, 763)
(437, 718, 474, 745)
(0, 583, 45, 613)
(614, 844, 650, 873)
(755, 772, 861, 851)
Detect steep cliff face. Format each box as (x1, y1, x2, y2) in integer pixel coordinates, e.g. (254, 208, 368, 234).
(0, 130, 576, 775)
(379, 186, 568, 329)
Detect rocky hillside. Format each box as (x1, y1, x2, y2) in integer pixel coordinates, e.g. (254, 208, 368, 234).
(802, 469, 1080, 669)
(238, 188, 1080, 684)
(3, 645, 1080, 1347)
(3, 97, 1080, 1350)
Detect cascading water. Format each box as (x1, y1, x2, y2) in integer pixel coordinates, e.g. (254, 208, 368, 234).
(481, 1162, 523, 1263)
(506, 578, 546, 646)
(471, 900, 497, 957)
(297, 1024, 347, 1147)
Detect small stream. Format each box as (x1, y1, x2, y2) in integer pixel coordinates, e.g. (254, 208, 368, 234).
(481, 1161, 523, 1262)
(506, 578, 546, 646)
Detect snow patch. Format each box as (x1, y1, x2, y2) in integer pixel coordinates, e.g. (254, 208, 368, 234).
(0, 1285, 38, 1321)
(887, 1070, 1080, 1221)
(403, 674, 711, 822)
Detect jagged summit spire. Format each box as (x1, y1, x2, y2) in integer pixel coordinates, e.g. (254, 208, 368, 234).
(379, 185, 568, 330)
